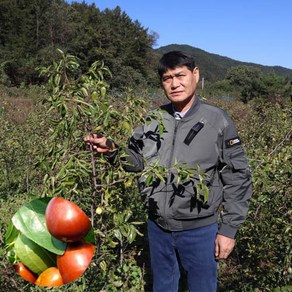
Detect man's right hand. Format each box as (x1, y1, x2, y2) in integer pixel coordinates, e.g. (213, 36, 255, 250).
(84, 133, 115, 154)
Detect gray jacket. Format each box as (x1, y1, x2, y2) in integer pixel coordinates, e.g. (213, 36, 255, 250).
(121, 97, 252, 238)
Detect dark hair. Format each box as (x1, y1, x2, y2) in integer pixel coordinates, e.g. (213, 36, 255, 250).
(158, 51, 196, 78)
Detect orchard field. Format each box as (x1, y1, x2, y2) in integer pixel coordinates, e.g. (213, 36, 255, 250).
(0, 54, 291, 291)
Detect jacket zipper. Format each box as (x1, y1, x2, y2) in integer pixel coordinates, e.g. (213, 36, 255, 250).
(164, 119, 179, 223)
(169, 120, 179, 167)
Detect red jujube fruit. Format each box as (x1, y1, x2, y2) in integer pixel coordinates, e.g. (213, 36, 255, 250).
(45, 197, 91, 242)
(35, 267, 64, 287)
(14, 262, 37, 284)
(57, 241, 95, 284)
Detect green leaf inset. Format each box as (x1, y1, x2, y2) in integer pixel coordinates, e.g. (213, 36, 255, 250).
(12, 197, 66, 255)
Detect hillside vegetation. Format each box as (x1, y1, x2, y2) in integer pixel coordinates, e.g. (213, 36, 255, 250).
(0, 1, 291, 291)
(1, 0, 292, 89)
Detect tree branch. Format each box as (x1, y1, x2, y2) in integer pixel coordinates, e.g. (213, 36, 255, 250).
(256, 129, 291, 168)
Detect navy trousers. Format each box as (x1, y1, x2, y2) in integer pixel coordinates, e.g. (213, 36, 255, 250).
(147, 219, 218, 292)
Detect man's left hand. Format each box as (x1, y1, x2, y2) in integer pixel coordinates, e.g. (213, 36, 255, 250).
(215, 234, 235, 260)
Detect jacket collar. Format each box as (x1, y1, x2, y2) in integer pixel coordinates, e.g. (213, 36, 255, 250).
(160, 95, 201, 119)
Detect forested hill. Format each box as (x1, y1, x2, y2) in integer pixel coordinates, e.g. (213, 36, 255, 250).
(156, 44, 292, 82)
(0, 0, 292, 88)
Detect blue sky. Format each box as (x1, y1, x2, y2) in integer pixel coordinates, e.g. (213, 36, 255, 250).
(70, 0, 292, 69)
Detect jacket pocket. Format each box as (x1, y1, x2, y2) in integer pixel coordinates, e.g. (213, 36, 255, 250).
(227, 147, 249, 170)
(227, 147, 251, 179)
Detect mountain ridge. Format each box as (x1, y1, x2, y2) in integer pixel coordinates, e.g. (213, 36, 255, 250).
(155, 44, 292, 82)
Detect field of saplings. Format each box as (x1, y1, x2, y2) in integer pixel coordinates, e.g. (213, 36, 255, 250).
(0, 53, 291, 291)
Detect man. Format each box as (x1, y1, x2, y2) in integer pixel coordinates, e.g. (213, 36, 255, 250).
(85, 51, 252, 291)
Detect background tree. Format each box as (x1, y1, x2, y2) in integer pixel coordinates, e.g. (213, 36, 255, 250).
(259, 73, 291, 102)
(226, 65, 262, 102)
(0, 0, 157, 88)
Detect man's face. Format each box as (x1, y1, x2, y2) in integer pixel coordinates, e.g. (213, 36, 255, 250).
(161, 66, 199, 112)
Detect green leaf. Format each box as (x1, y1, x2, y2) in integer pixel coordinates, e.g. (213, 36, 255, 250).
(124, 210, 132, 222)
(81, 87, 88, 97)
(54, 74, 61, 86)
(103, 110, 110, 127)
(203, 185, 209, 203)
(127, 225, 137, 244)
(100, 260, 107, 272)
(119, 225, 127, 237)
(113, 229, 123, 242)
(108, 240, 118, 248)
(100, 86, 106, 98)
(14, 234, 56, 275)
(112, 281, 123, 288)
(83, 227, 95, 245)
(92, 91, 98, 101)
(123, 121, 131, 132)
(11, 198, 66, 255)
(113, 213, 125, 225)
(5, 221, 19, 248)
(6, 249, 16, 264)
(146, 175, 153, 186)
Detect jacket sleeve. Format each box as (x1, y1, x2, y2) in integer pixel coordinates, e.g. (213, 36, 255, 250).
(218, 114, 252, 239)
